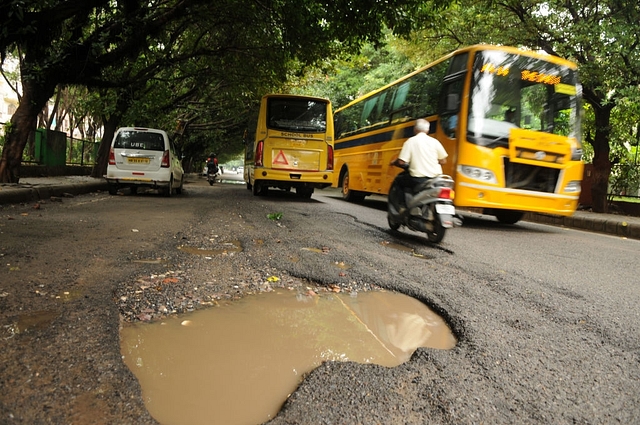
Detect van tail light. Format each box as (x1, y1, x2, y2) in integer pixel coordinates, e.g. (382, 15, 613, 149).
(438, 187, 452, 199)
(108, 148, 116, 165)
(255, 140, 264, 167)
(327, 145, 334, 170)
(161, 150, 170, 168)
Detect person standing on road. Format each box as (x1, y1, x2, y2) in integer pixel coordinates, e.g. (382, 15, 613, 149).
(390, 118, 448, 210)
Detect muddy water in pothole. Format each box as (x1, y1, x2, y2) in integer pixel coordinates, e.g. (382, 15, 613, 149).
(120, 289, 456, 425)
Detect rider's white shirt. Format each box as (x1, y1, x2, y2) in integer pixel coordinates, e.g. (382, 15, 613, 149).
(398, 132, 448, 178)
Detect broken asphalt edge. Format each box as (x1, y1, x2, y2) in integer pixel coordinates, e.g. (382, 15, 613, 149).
(1, 180, 638, 240)
(0, 181, 108, 205)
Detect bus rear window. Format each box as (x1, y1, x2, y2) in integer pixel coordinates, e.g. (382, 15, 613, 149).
(267, 98, 327, 132)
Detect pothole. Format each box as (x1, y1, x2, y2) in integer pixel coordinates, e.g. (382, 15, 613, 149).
(178, 240, 242, 256)
(120, 288, 455, 425)
(4, 310, 58, 338)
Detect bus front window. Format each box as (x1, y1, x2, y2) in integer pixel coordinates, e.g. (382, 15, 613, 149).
(467, 51, 581, 148)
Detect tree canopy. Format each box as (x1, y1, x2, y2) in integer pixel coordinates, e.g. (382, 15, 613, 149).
(0, 0, 443, 181)
(303, 0, 640, 212)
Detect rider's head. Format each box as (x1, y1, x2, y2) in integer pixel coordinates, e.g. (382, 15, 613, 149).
(414, 119, 430, 134)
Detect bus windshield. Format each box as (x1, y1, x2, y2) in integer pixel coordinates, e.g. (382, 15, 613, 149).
(467, 51, 581, 148)
(267, 98, 327, 132)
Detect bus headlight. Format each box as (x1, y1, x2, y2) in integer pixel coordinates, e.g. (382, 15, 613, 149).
(564, 180, 581, 193)
(458, 165, 497, 184)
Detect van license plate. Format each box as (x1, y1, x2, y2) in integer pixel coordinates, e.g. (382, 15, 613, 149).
(436, 204, 455, 215)
(127, 158, 150, 164)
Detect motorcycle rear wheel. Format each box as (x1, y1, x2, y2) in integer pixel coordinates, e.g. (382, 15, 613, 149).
(425, 217, 446, 243)
(387, 214, 401, 231)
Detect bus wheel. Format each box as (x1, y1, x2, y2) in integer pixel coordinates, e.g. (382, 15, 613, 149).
(252, 181, 267, 196)
(342, 170, 365, 202)
(494, 210, 524, 225)
(297, 187, 314, 199)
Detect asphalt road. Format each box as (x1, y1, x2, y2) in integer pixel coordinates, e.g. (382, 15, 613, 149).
(1, 175, 638, 424)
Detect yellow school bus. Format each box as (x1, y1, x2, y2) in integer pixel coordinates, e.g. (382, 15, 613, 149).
(244, 94, 334, 199)
(333, 45, 584, 224)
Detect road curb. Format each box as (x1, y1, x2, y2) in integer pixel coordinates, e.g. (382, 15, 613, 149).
(524, 212, 640, 240)
(0, 181, 108, 205)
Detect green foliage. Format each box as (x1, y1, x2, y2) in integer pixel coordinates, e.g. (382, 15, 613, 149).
(288, 31, 419, 109)
(267, 212, 284, 221)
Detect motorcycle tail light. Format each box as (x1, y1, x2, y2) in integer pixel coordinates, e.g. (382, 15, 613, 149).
(438, 187, 452, 199)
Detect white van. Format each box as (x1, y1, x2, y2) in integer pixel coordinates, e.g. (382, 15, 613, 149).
(105, 127, 184, 196)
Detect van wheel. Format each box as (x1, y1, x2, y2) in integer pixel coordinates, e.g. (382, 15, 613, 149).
(176, 176, 184, 194)
(163, 179, 173, 197)
(108, 184, 118, 195)
(342, 169, 365, 202)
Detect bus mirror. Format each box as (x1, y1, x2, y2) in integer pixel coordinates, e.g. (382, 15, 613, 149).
(446, 93, 459, 111)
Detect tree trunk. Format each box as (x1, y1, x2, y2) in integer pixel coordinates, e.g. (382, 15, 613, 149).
(0, 79, 56, 183)
(91, 114, 120, 178)
(590, 104, 614, 213)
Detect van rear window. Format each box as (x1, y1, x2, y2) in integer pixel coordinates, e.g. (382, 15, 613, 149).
(114, 131, 165, 151)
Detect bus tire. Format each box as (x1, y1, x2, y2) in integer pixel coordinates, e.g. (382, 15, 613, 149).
(342, 169, 365, 202)
(297, 187, 314, 199)
(252, 181, 267, 196)
(494, 210, 524, 225)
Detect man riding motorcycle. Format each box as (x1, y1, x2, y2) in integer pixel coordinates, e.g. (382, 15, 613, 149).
(390, 119, 448, 214)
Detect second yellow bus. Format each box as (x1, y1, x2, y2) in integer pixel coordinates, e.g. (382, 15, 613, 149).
(244, 94, 334, 199)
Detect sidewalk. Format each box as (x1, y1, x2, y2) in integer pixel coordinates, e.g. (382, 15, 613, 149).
(1, 176, 640, 240)
(0, 175, 108, 205)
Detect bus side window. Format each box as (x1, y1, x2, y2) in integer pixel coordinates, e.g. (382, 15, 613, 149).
(440, 81, 463, 138)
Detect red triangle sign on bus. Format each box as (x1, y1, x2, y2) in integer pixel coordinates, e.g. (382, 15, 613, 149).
(273, 150, 289, 165)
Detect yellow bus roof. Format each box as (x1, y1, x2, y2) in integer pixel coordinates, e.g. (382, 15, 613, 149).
(335, 44, 578, 113)
(262, 93, 331, 103)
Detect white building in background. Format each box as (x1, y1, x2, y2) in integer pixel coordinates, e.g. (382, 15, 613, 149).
(1, 57, 88, 139)
(0, 58, 20, 130)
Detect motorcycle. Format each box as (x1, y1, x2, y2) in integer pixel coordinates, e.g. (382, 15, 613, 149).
(387, 173, 462, 243)
(207, 165, 219, 185)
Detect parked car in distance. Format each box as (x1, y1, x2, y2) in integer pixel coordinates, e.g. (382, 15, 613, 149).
(105, 127, 184, 196)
